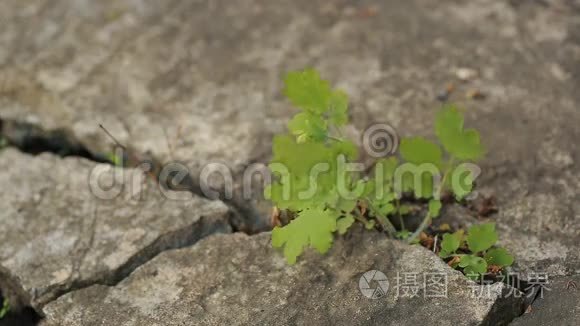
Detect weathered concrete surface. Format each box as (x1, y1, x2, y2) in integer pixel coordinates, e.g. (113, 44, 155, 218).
(0, 148, 231, 314)
(511, 275, 580, 326)
(42, 231, 523, 326)
(0, 0, 288, 170)
(0, 0, 579, 323)
(0, 0, 578, 275)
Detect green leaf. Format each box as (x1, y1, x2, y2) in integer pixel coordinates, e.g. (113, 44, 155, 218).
(272, 208, 338, 264)
(458, 254, 476, 268)
(460, 255, 488, 278)
(399, 138, 442, 198)
(484, 247, 514, 267)
(369, 201, 395, 217)
(398, 204, 411, 215)
(467, 223, 498, 253)
(0, 298, 9, 319)
(366, 157, 399, 202)
(374, 157, 399, 181)
(336, 214, 355, 235)
(106, 152, 123, 167)
(327, 90, 349, 126)
(364, 158, 398, 217)
(451, 164, 474, 200)
(439, 230, 463, 258)
(399, 170, 437, 199)
(400, 137, 443, 167)
(364, 219, 376, 230)
(428, 199, 442, 218)
(288, 112, 327, 143)
(284, 69, 333, 114)
(336, 198, 357, 213)
(396, 229, 412, 240)
(435, 105, 485, 161)
(367, 188, 396, 218)
(267, 135, 358, 210)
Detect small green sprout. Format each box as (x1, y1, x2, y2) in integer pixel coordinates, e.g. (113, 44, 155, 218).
(106, 152, 124, 167)
(439, 223, 514, 280)
(0, 297, 9, 319)
(0, 136, 7, 150)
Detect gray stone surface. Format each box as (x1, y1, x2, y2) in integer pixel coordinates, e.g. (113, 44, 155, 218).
(0, 0, 578, 324)
(0, 148, 231, 314)
(42, 231, 523, 326)
(0, 0, 288, 170)
(0, 0, 579, 276)
(511, 275, 580, 326)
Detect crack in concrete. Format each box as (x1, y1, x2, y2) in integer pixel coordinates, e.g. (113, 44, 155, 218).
(36, 214, 233, 308)
(0, 120, 537, 326)
(0, 118, 272, 325)
(66, 205, 99, 289)
(0, 213, 234, 325)
(0, 118, 110, 163)
(0, 116, 270, 234)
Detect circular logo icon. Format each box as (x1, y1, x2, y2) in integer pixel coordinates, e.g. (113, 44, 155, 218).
(359, 270, 389, 299)
(362, 123, 399, 158)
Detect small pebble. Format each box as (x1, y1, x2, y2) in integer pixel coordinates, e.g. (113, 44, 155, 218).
(436, 91, 449, 102)
(455, 68, 479, 81)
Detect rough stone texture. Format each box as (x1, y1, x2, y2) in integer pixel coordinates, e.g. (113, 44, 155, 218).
(0, 148, 231, 314)
(0, 0, 288, 170)
(0, 0, 579, 276)
(0, 0, 579, 323)
(511, 275, 580, 326)
(42, 231, 523, 326)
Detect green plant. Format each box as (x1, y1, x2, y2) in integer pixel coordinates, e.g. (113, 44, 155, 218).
(0, 136, 7, 150)
(397, 102, 485, 242)
(0, 297, 9, 319)
(266, 68, 505, 269)
(265, 69, 363, 264)
(106, 151, 123, 167)
(440, 223, 514, 279)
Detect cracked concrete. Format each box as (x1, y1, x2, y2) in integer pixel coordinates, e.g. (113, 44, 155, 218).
(511, 275, 580, 326)
(41, 231, 524, 326)
(0, 148, 231, 315)
(0, 0, 579, 324)
(0, 117, 267, 234)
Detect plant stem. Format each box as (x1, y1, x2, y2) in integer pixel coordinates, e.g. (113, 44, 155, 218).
(407, 158, 455, 244)
(327, 135, 343, 142)
(364, 198, 397, 237)
(407, 212, 432, 243)
(395, 199, 405, 230)
(353, 207, 370, 225)
(377, 215, 397, 237)
(434, 158, 455, 200)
